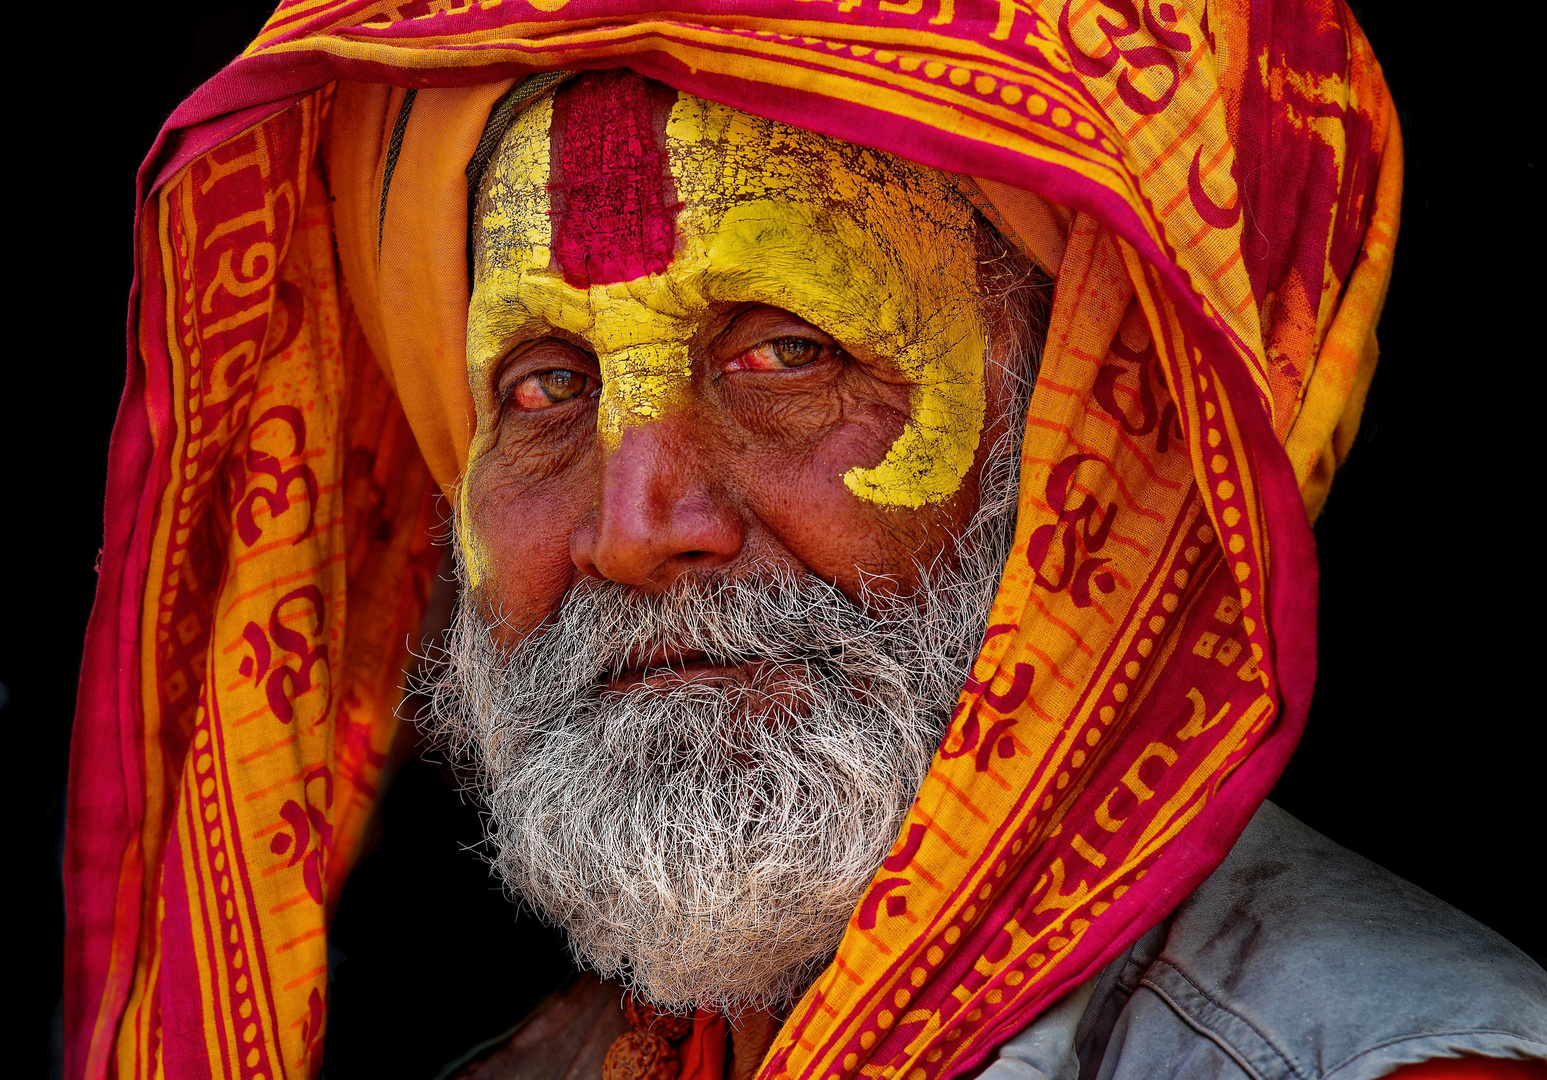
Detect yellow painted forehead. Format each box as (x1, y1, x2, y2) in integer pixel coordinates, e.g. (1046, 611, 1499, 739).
(469, 72, 988, 510)
(475, 80, 980, 285)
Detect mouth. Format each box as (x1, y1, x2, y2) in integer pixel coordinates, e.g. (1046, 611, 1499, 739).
(604, 649, 757, 692)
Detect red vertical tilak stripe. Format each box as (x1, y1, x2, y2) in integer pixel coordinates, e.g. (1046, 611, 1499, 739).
(549, 70, 679, 287)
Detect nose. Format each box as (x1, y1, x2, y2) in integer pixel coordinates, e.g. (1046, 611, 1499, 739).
(571, 414, 744, 587)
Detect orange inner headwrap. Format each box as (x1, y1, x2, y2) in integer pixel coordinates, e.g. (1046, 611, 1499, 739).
(328, 80, 513, 489)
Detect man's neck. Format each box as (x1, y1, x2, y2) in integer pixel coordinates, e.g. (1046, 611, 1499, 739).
(727, 1008, 784, 1080)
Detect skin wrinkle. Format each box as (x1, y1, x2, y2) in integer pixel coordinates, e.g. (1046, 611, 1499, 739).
(667, 98, 987, 510)
(486, 386, 589, 484)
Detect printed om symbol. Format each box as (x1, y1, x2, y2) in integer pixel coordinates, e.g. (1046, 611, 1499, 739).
(269, 765, 333, 904)
(1093, 331, 1184, 452)
(238, 585, 330, 724)
(1059, 0, 1192, 115)
(232, 405, 318, 546)
(1026, 453, 1118, 608)
(855, 824, 930, 929)
(942, 625, 1036, 771)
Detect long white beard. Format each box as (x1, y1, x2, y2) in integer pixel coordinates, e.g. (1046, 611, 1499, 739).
(423, 445, 1027, 1008)
(423, 340, 1035, 1014)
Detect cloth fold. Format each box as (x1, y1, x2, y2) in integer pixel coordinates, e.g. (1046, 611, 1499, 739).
(679, 1011, 730, 1080)
(328, 79, 516, 489)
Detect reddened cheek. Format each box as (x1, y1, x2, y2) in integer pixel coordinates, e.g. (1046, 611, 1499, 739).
(463, 462, 592, 640)
(733, 420, 942, 597)
(805, 418, 905, 492)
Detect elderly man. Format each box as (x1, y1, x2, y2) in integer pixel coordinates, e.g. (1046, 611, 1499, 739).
(420, 71, 1545, 1080)
(64, 4, 1544, 1080)
(432, 64, 1047, 1041)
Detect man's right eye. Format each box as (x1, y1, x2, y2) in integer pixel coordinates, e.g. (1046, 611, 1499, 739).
(506, 368, 598, 411)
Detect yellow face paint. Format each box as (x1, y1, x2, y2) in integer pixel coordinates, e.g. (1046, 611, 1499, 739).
(468, 89, 699, 458)
(467, 83, 988, 524)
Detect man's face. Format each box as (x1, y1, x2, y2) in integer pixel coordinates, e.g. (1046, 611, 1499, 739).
(459, 72, 1023, 626)
(436, 72, 1039, 1011)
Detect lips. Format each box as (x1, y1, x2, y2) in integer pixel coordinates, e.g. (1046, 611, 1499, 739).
(604, 649, 754, 691)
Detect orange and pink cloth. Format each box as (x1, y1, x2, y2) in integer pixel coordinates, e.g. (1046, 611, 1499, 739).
(65, 2, 1423, 1078)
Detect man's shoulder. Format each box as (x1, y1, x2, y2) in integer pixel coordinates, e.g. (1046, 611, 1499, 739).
(1084, 801, 1547, 1079)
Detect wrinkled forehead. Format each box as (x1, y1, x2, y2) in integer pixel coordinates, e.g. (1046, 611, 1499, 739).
(473, 69, 974, 284)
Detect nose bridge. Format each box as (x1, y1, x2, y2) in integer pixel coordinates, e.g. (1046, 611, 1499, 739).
(576, 350, 742, 587)
(596, 339, 694, 452)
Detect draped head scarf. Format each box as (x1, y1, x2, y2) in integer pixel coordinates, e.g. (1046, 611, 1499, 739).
(65, 3, 1397, 1078)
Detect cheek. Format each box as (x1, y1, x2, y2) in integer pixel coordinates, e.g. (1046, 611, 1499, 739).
(463, 456, 593, 639)
(728, 381, 955, 596)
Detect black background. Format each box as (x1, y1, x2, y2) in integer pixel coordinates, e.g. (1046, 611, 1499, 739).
(7, 3, 1541, 1077)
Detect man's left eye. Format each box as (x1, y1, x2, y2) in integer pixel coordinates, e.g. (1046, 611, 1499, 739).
(507, 368, 597, 411)
(727, 337, 835, 372)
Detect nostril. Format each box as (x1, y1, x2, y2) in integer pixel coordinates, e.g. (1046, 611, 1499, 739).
(682, 551, 709, 560)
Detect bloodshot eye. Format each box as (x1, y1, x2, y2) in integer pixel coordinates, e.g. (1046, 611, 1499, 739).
(726, 337, 836, 372)
(770, 339, 822, 367)
(509, 369, 597, 411)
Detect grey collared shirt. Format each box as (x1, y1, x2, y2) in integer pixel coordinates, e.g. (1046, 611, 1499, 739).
(984, 802, 1547, 1080)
